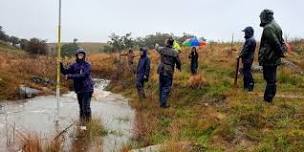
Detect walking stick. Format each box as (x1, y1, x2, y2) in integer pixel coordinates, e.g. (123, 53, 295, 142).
(234, 57, 240, 87)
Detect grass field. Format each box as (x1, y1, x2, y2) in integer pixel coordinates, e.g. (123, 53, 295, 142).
(91, 41, 304, 151)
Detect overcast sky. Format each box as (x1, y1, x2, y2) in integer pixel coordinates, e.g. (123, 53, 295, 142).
(0, 0, 303, 42)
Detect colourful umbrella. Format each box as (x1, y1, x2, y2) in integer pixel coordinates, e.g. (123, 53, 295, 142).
(183, 37, 207, 48)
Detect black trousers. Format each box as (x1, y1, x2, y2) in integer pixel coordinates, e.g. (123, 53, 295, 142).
(242, 62, 254, 91)
(77, 92, 93, 122)
(136, 78, 146, 99)
(263, 65, 277, 102)
(190, 62, 198, 75)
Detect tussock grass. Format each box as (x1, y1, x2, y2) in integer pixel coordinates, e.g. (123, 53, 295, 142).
(18, 132, 64, 152)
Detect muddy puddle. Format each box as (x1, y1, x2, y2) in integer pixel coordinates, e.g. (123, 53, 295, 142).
(0, 79, 135, 152)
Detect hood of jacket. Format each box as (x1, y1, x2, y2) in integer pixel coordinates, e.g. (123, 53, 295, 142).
(140, 47, 148, 58)
(75, 48, 86, 63)
(243, 26, 254, 39)
(260, 9, 274, 27)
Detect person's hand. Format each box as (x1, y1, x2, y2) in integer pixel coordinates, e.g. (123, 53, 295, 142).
(57, 57, 62, 63)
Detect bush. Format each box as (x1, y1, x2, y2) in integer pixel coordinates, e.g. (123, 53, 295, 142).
(61, 43, 79, 57)
(20, 39, 29, 50)
(9, 36, 19, 47)
(104, 33, 136, 52)
(25, 38, 48, 55)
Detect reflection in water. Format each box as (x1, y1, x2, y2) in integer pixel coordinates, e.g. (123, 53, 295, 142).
(0, 79, 135, 152)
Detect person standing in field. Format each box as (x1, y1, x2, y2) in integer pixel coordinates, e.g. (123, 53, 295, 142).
(127, 49, 136, 74)
(127, 49, 135, 65)
(135, 47, 151, 99)
(189, 47, 199, 75)
(258, 9, 287, 103)
(60, 48, 94, 123)
(120, 49, 136, 73)
(239, 26, 256, 91)
(155, 38, 182, 108)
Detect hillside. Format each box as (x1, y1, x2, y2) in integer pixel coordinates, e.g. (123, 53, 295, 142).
(90, 41, 304, 151)
(0, 41, 70, 100)
(1, 40, 304, 151)
(48, 42, 106, 54)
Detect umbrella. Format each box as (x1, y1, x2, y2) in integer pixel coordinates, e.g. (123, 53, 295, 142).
(183, 37, 207, 48)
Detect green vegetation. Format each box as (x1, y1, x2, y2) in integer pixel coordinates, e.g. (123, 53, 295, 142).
(104, 41, 304, 151)
(103, 32, 199, 52)
(61, 42, 79, 57)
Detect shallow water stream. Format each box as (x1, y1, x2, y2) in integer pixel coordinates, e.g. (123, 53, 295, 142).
(0, 79, 135, 152)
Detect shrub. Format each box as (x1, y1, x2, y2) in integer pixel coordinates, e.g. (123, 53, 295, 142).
(25, 38, 48, 55)
(61, 43, 79, 57)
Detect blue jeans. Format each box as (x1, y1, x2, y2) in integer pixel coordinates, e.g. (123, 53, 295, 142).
(159, 74, 173, 106)
(77, 92, 93, 122)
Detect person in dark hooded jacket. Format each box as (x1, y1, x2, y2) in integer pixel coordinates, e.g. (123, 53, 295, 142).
(189, 47, 199, 75)
(258, 9, 285, 103)
(136, 47, 151, 99)
(239, 26, 256, 91)
(155, 38, 182, 108)
(60, 48, 94, 122)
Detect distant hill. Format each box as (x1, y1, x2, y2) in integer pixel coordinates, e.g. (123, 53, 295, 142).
(48, 42, 106, 54)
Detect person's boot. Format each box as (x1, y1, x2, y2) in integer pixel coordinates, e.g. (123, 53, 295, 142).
(264, 83, 276, 103)
(160, 103, 170, 109)
(264, 91, 273, 103)
(248, 83, 254, 92)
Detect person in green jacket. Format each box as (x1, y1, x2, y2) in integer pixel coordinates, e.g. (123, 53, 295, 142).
(258, 9, 286, 103)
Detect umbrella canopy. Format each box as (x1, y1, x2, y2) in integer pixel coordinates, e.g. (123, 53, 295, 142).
(183, 37, 207, 48)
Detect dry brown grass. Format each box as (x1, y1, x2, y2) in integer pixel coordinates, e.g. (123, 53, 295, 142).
(0, 45, 70, 100)
(18, 132, 64, 152)
(187, 74, 208, 89)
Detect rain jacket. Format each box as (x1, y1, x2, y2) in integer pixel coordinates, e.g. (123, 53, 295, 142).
(156, 45, 182, 78)
(240, 27, 256, 64)
(136, 48, 151, 81)
(60, 49, 94, 93)
(258, 10, 285, 66)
